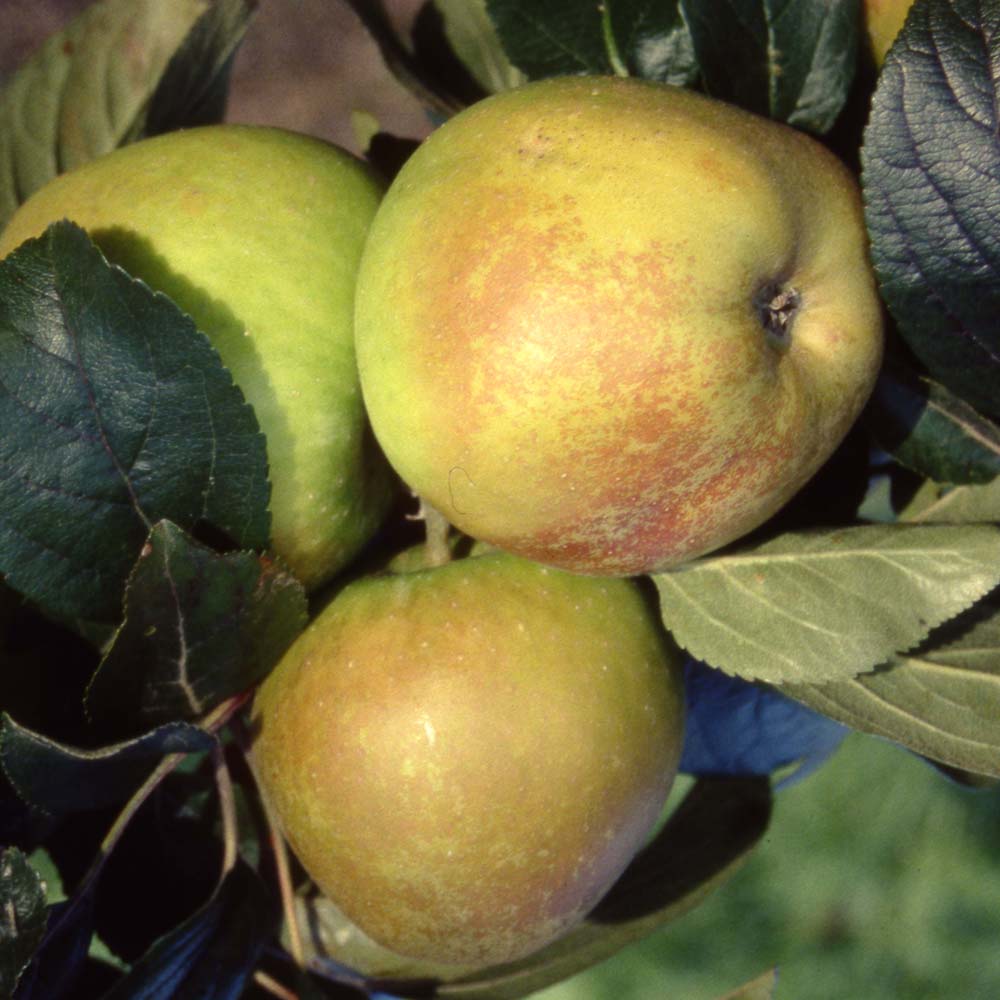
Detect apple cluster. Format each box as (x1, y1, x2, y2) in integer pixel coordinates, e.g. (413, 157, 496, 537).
(0, 74, 882, 971)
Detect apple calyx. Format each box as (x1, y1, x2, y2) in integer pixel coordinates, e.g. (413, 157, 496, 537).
(755, 283, 802, 347)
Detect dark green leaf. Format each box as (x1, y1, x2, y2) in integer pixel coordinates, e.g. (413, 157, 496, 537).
(298, 778, 771, 998)
(0, 0, 256, 228)
(606, 0, 698, 85)
(0, 848, 48, 998)
(0, 713, 213, 816)
(653, 524, 1000, 684)
(142, 0, 258, 136)
(486, 0, 615, 77)
(861, 0, 1000, 420)
(680, 0, 859, 130)
(868, 368, 1000, 484)
(85, 521, 306, 736)
(99, 862, 274, 1000)
(784, 596, 1000, 778)
(485, 0, 697, 85)
(0, 222, 270, 624)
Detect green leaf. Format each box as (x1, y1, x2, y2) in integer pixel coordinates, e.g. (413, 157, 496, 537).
(99, 862, 273, 1000)
(299, 777, 772, 998)
(680, 0, 860, 131)
(0, 0, 255, 229)
(85, 520, 306, 736)
(435, 0, 527, 93)
(0, 222, 270, 624)
(485, 0, 697, 85)
(868, 368, 1000, 484)
(653, 524, 1000, 684)
(784, 597, 1000, 778)
(0, 848, 48, 998)
(0, 713, 214, 816)
(861, 0, 1000, 420)
(605, 0, 698, 85)
(486, 0, 615, 77)
(142, 0, 258, 136)
(900, 477, 1000, 524)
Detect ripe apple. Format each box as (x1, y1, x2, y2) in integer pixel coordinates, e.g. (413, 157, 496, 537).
(250, 546, 685, 967)
(0, 125, 395, 591)
(863, 0, 914, 66)
(354, 76, 884, 576)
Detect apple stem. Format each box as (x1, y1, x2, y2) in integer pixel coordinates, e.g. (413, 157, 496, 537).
(417, 496, 454, 568)
(600, 3, 630, 77)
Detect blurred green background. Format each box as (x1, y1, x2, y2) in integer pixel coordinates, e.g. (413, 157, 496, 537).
(537, 734, 1000, 1000)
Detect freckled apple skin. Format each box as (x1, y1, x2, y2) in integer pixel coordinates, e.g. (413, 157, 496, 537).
(354, 76, 883, 576)
(0, 125, 395, 591)
(250, 548, 684, 967)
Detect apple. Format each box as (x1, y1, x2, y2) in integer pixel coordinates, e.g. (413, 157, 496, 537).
(249, 545, 685, 967)
(0, 124, 396, 591)
(863, 0, 914, 66)
(354, 76, 884, 576)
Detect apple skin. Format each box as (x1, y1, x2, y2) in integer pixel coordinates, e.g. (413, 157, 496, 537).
(354, 76, 884, 576)
(0, 124, 396, 591)
(250, 547, 684, 967)
(864, 0, 913, 66)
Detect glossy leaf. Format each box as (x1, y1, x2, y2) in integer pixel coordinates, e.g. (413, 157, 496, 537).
(86, 521, 306, 736)
(678, 659, 847, 780)
(0, 222, 270, 624)
(0, 713, 214, 816)
(785, 597, 1000, 777)
(486, 0, 697, 85)
(653, 524, 1000, 684)
(680, 0, 859, 130)
(486, 0, 617, 77)
(868, 368, 1000, 484)
(606, 0, 698, 85)
(0, 0, 255, 229)
(0, 848, 48, 998)
(14, 892, 97, 1000)
(862, 0, 1000, 419)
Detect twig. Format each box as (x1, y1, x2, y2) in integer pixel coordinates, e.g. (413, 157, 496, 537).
(46, 690, 253, 941)
(212, 742, 238, 876)
(231, 714, 306, 967)
(252, 969, 299, 1000)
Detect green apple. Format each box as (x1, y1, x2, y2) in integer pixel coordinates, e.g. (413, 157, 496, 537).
(250, 546, 685, 967)
(354, 76, 884, 576)
(864, 0, 913, 66)
(0, 124, 395, 591)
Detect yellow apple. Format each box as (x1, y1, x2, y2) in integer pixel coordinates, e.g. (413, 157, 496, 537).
(354, 76, 883, 576)
(864, 0, 914, 66)
(0, 125, 395, 591)
(250, 546, 684, 967)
